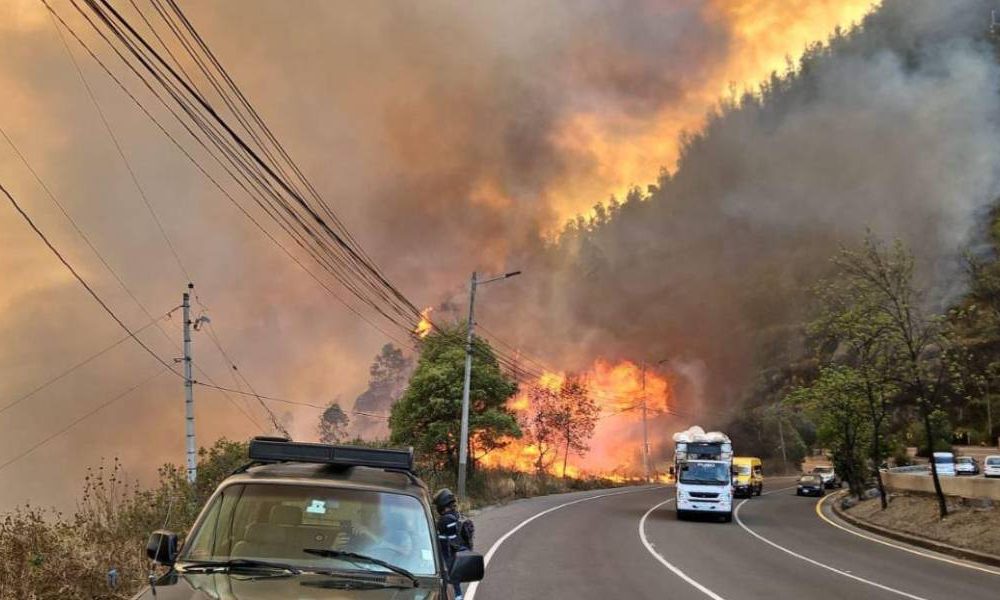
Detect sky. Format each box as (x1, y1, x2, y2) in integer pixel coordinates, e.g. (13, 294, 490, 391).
(0, 0, 877, 509)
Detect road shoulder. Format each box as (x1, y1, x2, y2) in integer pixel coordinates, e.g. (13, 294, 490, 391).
(822, 492, 1000, 570)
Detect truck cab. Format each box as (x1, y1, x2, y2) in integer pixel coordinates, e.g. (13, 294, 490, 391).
(732, 456, 763, 497)
(135, 437, 484, 599)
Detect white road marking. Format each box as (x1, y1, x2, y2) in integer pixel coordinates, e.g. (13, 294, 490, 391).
(814, 494, 1000, 577)
(639, 497, 729, 600)
(734, 496, 931, 600)
(465, 487, 653, 600)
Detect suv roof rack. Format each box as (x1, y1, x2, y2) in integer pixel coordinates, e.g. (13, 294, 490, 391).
(247, 436, 415, 472)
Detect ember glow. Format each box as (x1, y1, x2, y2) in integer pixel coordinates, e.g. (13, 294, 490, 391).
(414, 308, 434, 339)
(479, 360, 673, 478)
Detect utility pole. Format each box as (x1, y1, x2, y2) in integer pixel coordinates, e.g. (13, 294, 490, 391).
(640, 363, 650, 482)
(182, 283, 196, 483)
(457, 270, 521, 499)
(986, 371, 994, 449)
(775, 403, 788, 473)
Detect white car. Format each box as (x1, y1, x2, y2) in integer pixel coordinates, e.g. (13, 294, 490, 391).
(932, 451, 956, 476)
(985, 455, 1000, 478)
(955, 456, 980, 476)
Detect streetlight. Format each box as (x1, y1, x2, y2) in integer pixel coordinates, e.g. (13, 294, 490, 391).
(457, 270, 522, 499)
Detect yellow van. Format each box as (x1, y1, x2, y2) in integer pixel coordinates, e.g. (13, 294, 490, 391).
(733, 457, 763, 497)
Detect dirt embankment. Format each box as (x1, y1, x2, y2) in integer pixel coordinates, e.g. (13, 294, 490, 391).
(845, 494, 1000, 557)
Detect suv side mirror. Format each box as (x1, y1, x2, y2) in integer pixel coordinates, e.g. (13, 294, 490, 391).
(147, 530, 178, 565)
(449, 551, 484, 583)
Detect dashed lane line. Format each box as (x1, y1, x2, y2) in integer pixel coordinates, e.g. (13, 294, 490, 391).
(814, 493, 1000, 577)
(465, 487, 655, 600)
(639, 497, 729, 600)
(734, 495, 930, 600)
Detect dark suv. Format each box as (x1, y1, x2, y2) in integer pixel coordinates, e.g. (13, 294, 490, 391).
(134, 437, 483, 599)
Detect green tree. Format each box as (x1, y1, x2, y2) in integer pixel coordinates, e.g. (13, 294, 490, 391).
(318, 402, 350, 443)
(831, 235, 952, 516)
(389, 325, 520, 472)
(812, 256, 902, 509)
(785, 366, 871, 498)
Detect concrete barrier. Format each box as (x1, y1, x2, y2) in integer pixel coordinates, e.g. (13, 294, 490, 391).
(883, 471, 1000, 501)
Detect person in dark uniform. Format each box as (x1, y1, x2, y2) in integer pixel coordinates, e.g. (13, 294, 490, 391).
(433, 488, 467, 599)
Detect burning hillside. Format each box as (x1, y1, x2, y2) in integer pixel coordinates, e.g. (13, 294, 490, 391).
(478, 360, 674, 479)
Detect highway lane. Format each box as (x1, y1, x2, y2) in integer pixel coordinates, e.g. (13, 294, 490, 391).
(470, 481, 998, 600)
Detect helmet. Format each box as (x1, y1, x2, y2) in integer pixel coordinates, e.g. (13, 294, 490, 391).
(433, 488, 456, 511)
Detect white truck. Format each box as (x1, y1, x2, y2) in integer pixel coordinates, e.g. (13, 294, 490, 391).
(672, 426, 735, 522)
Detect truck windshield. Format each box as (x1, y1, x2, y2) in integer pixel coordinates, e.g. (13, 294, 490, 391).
(679, 462, 730, 485)
(180, 483, 436, 576)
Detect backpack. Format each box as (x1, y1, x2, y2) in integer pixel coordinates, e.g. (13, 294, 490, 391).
(458, 517, 475, 550)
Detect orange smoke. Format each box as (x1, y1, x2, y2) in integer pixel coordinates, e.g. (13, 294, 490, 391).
(478, 359, 673, 478)
(414, 307, 434, 339)
(545, 0, 876, 225)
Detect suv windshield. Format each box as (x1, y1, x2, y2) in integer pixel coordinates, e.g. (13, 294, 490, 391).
(181, 483, 436, 576)
(799, 475, 821, 484)
(679, 461, 730, 485)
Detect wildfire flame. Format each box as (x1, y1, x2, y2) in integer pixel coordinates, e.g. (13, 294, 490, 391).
(478, 359, 673, 479)
(414, 307, 433, 339)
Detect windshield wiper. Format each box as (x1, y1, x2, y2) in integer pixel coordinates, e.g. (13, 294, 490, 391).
(179, 558, 302, 575)
(303, 548, 417, 587)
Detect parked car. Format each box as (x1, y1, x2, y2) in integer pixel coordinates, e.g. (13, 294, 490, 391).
(955, 456, 980, 476)
(984, 455, 1000, 478)
(932, 451, 956, 476)
(810, 466, 842, 489)
(796, 474, 825, 497)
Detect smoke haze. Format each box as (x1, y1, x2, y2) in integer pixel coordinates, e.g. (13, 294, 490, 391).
(5, 0, 1000, 506)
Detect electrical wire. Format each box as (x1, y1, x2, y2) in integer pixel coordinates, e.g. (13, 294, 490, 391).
(0, 180, 182, 377)
(0, 306, 179, 417)
(0, 366, 169, 474)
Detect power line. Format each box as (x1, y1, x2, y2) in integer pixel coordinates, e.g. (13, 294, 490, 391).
(0, 306, 179, 417)
(0, 179, 181, 377)
(41, 0, 421, 349)
(193, 381, 390, 419)
(201, 320, 288, 436)
(0, 367, 169, 473)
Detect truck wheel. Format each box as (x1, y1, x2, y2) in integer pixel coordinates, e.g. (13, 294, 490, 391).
(721, 512, 732, 523)
(676, 510, 687, 521)
(756, 484, 763, 496)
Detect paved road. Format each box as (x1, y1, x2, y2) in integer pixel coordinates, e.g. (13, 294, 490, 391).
(468, 480, 998, 600)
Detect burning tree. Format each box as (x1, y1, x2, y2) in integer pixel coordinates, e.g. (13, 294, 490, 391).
(389, 325, 520, 472)
(509, 374, 602, 477)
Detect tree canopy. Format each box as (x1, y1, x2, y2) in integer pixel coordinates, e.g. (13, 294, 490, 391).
(389, 325, 520, 471)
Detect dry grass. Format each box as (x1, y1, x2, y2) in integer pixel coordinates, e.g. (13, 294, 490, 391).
(0, 441, 625, 598)
(847, 493, 1000, 557)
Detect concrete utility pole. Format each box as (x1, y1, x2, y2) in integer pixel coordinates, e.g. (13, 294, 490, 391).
(641, 363, 650, 483)
(182, 283, 196, 483)
(458, 270, 521, 499)
(776, 402, 788, 473)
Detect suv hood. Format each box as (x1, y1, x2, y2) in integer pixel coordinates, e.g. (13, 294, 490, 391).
(132, 572, 440, 600)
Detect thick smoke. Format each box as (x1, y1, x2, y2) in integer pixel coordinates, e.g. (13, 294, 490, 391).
(489, 0, 1000, 433)
(4, 0, 995, 506)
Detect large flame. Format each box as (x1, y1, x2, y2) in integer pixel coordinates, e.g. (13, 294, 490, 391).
(544, 0, 876, 226)
(478, 359, 673, 479)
